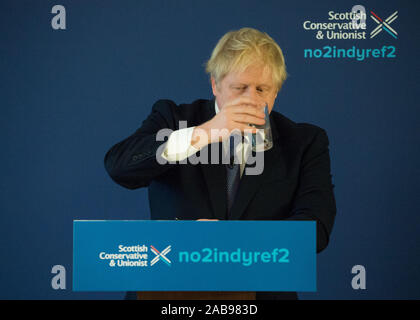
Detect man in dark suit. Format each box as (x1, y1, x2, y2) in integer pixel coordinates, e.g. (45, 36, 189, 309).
(104, 28, 336, 300)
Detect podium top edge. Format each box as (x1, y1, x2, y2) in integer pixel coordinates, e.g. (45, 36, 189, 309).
(73, 220, 316, 223)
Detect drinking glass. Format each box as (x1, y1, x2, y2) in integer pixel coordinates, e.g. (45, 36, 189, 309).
(250, 104, 273, 152)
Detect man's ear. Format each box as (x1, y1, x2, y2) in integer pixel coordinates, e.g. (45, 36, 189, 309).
(210, 76, 218, 96)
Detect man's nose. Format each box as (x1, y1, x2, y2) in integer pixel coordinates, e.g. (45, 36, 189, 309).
(242, 87, 258, 104)
(242, 87, 263, 107)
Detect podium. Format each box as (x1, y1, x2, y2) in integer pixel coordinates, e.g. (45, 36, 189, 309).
(73, 220, 316, 298)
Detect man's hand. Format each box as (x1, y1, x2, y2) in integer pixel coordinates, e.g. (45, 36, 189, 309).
(191, 97, 266, 149)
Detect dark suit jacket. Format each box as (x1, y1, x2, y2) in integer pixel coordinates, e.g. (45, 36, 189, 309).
(104, 98, 336, 300)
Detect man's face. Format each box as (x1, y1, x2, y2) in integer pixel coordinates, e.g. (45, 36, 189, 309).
(211, 63, 278, 113)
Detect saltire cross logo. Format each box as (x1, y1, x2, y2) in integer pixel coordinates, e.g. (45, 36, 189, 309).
(150, 245, 171, 266)
(370, 11, 398, 39)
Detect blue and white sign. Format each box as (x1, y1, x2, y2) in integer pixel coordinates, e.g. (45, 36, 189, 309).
(73, 220, 316, 291)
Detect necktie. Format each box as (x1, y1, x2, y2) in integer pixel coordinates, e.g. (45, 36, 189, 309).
(226, 135, 241, 217)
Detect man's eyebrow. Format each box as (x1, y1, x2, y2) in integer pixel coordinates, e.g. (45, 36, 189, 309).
(230, 83, 247, 87)
(230, 83, 271, 88)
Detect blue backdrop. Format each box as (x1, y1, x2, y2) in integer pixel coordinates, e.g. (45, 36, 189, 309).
(0, 0, 418, 299)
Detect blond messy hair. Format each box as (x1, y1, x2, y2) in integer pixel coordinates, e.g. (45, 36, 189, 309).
(205, 27, 287, 91)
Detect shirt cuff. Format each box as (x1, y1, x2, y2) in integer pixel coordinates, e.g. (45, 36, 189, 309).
(161, 127, 200, 162)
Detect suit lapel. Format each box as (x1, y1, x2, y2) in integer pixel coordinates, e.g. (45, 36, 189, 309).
(199, 100, 228, 220)
(229, 115, 285, 220)
(228, 144, 284, 220)
(198, 100, 285, 221)
(200, 144, 227, 220)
